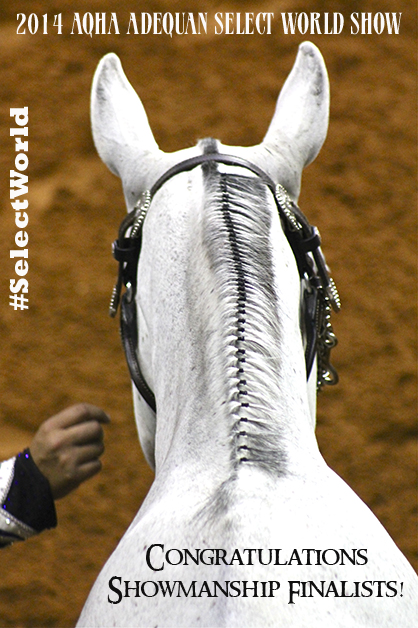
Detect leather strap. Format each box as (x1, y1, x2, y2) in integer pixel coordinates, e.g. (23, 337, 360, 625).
(111, 152, 339, 411)
(120, 295, 156, 412)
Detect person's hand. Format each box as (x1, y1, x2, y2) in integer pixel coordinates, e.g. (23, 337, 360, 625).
(29, 404, 110, 500)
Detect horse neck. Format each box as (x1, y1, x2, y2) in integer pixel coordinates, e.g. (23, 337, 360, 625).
(139, 168, 320, 486)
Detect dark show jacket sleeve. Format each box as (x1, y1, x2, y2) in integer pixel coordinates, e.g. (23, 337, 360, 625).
(0, 449, 57, 547)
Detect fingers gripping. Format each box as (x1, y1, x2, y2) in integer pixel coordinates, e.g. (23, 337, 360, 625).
(30, 404, 110, 500)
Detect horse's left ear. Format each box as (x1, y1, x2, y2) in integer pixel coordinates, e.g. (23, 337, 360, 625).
(91, 53, 161, 196)
(261, 41, 329, 195)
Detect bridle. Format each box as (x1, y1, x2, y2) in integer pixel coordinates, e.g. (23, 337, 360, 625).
(109, 152, 341, 413)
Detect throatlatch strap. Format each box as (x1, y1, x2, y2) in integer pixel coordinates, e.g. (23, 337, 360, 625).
(120, 294, 156, 412)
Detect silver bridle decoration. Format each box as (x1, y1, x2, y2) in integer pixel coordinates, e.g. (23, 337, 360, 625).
(274, 183, 341, 390)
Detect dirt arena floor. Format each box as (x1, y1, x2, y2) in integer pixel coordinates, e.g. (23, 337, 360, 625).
(0, 0, 416, 626)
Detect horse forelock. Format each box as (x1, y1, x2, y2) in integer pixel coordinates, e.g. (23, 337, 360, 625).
(202, 163, 290, 479)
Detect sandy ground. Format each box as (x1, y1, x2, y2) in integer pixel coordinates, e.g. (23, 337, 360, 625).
(0, 0, 416, 626)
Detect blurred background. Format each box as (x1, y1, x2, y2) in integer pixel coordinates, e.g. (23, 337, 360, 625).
(0, 0, 416, 625)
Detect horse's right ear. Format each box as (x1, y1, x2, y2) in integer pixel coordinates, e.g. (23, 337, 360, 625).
(91, 53, 159, 180)
(258, 41, 329, 199)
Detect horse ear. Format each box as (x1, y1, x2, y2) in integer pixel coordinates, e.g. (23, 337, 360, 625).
(261, 41, 329, 195)
(91, 53, 159, 182)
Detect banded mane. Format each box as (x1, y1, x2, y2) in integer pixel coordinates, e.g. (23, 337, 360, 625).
(201, 141, 288, 477)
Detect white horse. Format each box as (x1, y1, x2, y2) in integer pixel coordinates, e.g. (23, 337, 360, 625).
(77, 43, 418, 627)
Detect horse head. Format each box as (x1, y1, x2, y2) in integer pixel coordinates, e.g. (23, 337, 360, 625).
(91, 42, 331, 470)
